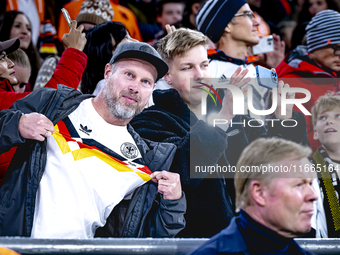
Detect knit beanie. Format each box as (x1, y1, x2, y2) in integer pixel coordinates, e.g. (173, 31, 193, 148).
(196, 0, 247, 43)
(38, 20, 58, 58)
(75, 0, 114, 26)
(306, 9, 340, 53)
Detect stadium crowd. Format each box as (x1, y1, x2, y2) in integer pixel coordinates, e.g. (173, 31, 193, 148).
(0, 0, 340, 253)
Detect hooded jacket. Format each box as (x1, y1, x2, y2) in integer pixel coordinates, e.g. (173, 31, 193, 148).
(276, 45, 340, 152)
(0, 85, 185, 237)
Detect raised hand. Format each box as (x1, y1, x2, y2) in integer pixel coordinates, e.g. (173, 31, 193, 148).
(218, 67, 251, 121)
(265, 33, 285, 69)
(62, 20, 87, 51)
(165, 24, 176, 34)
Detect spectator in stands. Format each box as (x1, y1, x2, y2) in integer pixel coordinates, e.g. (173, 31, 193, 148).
(0, 11, 41, 90)
(0, 41, 185, 238)
(57, 0, 142, 43)
(131, 28, 308, 237)
(178, 0, 207, 30)
(292, 0, 340, 51)
(190, 137, 317, 255)
(155, 0, 185, 29)
(298, 0, 340, 23)
(120, 0, 159, 42)
(74, 0, 114, 31)
(196, 0, 285, 120)
(8, 48, 30, 93)
(148, 0, 185, 47)
(311, 95, 340, 238)
(0, 20, 87, 186)
(277, 10, 340, 152)
(5, 0, 45, 46)
(246, 0, 285, 69)
(80, 21, 135, 95)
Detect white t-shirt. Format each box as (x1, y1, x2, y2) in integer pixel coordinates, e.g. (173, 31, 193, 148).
(31, 98, 151, 239)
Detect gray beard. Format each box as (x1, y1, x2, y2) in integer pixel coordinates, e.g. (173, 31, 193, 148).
(104, 87, 143, 120)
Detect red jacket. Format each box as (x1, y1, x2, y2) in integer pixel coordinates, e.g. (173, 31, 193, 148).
(276, 46, 340, 152)
(0, 47, 87, 183)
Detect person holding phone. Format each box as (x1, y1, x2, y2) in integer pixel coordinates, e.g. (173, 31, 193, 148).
(196, 0, 285, 121)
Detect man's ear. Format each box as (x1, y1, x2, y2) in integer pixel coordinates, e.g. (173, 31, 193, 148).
(104, 64, 113, 81)
(250, 180, 267, 207)
(164, 72, 172, 86)
(224, 24, 232, 33)
(313, 129, 319, 140)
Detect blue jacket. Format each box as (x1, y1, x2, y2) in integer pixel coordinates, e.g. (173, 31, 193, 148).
(0, 85, 186, 237)
(189, 211, 314, 255)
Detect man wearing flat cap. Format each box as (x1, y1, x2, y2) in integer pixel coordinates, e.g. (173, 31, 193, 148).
(0, 41, 186, 238)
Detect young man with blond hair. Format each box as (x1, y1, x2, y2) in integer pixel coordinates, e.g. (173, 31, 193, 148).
(311, 95, 340, 238)
(131, 27, 308, 237)
(190, 137, 316, 255)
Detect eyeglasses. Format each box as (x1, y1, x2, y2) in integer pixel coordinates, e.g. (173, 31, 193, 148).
(329, 44, 340, 56)
(234, 11, 255, 20)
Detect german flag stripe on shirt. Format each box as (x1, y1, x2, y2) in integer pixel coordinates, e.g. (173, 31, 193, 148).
(53, 118, 152, 181)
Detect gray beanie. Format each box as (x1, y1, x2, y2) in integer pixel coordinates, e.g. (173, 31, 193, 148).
(110, 42, 168, 82)
(306, 9, 340, 53)
(196, 0, 247, 43)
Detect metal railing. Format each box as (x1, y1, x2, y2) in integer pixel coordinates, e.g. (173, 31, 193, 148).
(0, 237, 339, 255)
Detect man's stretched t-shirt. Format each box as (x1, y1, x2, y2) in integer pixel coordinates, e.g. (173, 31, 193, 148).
(31, 98, 151, 238)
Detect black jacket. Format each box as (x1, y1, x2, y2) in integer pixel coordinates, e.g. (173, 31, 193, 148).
(0, 85, 186, 237)
(131, 89, 309, 238)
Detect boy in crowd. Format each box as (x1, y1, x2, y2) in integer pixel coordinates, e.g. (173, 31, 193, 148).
(311, 95, 340, 237)
(156, 0, 185, 29)
(8, 48, 30, 93)
(277, 10, 340, 152)
(149, 0, 185, 46)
